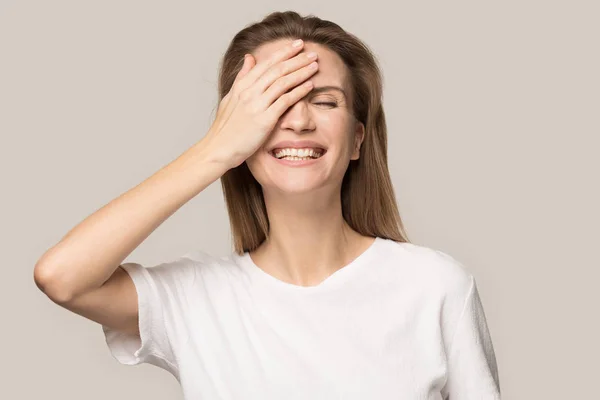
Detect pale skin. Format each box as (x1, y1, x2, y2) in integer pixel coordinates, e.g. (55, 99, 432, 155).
(33, 38, 375, 338)
(245, 39, 376, 287)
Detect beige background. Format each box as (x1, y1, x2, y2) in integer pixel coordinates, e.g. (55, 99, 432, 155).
(2, 1, 598, 399)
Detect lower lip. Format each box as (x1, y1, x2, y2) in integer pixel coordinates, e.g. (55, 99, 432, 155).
(269, 151, 326, 167)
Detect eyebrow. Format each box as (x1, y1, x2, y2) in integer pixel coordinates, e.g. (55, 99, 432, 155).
(311, 85, 347, 98)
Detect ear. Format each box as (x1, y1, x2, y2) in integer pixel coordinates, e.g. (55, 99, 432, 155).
(350, 122, 365, 160)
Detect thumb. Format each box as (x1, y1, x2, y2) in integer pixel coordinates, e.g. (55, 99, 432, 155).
(238, 54, 255, 78)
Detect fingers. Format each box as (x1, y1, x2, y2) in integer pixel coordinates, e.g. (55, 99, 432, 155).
(233, 54, 255, 86)
(226, 54, 255, 102)
(234, 39, 305, 94)
(251, 47, 317, 94)
(252, 50, 317, 95)
(258, 58, 318, 109)
(264, 80, 314, 123)
(218, 54, 255, 125)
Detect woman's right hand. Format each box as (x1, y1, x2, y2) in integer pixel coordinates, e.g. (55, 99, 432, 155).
(201, 39, 319, 170)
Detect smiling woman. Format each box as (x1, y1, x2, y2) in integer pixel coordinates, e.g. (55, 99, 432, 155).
(106, 10, 501, 399)
(35, 9, 500, 400)
(218, 17, 407, 254)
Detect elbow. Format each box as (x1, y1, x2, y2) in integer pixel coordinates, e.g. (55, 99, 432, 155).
(33, 260, 75, 304)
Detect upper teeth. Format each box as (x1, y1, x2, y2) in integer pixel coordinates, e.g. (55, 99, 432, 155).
(273, 148, 323, 159)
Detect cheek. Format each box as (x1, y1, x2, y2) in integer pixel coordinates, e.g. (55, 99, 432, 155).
(244, 154, 261, 175)
(244, 151, 272, 184)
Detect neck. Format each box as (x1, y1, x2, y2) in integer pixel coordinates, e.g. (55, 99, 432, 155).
(251, 188, 371, 287)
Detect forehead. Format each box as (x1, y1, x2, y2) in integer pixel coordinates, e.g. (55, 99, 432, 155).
(252, 39, 349, 95)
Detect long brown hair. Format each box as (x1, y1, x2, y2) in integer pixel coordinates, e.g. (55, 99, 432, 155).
(216, 11, 410, 255)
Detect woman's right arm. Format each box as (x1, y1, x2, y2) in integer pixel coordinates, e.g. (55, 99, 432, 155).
(33, 38, 318, 336)
(33, 142, 229, 332)
(34, 141, 228, 302)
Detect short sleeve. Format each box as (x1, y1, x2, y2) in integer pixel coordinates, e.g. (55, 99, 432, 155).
(441, 276, 501, 399)
(101, 257, 196, 378)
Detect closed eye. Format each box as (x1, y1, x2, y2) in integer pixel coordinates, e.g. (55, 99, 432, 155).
(314, 102, 337, 107)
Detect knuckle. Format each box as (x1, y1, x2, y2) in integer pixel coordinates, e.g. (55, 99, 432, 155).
(232, 83, 243, 95)
(280, 91, 293, 104)
(265, 65, 283, 83)
(233, 81, 245, 94)
(271, 78, 288, 94)
(274, 63, 287, 76)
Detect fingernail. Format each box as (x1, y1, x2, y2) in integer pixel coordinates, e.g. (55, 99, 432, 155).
(292, 39, 303, 47)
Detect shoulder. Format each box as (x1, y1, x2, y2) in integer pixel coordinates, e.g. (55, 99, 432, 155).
(377, 238, 475, 299)
(178, 249, 246, 285)
(123, 249, 239, 290)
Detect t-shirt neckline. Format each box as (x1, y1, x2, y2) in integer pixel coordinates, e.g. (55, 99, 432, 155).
(235, 236, 383, 292)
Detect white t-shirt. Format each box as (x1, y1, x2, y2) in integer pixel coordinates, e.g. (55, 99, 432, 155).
(102, 237, 501, 399)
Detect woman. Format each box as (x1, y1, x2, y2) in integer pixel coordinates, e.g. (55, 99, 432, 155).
(34, 10, 501, 399)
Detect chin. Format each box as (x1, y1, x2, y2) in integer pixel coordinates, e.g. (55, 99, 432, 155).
(264, 176, 325, 195)
(248, 152, 329, 191)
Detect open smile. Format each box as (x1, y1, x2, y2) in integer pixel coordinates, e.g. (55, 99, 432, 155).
(268, 149, 327, 167)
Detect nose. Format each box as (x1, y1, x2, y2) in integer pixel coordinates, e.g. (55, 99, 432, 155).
(278, 100, 316, 133)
